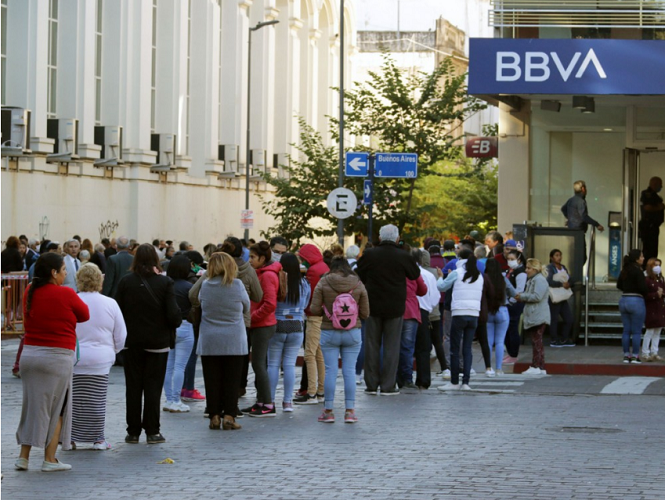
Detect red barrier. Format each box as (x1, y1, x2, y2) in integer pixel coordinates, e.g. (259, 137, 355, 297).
(2, 272, 29, 334)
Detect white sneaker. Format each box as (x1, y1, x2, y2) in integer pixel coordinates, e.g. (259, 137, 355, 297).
(356, 374, 362, 385)
(522, 367, 541, 375)
(540, 369, 547, 375)
(169, 401, 190, 413)
(442, 369, 451, 380)
(92, 441, 112, 451)
(469, 368, 476, 375)
(437, 383, 460, 391)
(485, 368, 496, 378)
(496, 370, 504, 376)
(162, 401, 176, 412)
(460, 384, 472, 391)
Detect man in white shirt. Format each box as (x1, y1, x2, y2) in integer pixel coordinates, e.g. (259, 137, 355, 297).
(63, 239, 82, 291)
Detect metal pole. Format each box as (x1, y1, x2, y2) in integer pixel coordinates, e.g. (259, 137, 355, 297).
(244, 27, 252, 242)
(368, 154, 374, 242)
(337, 0, 345, 246)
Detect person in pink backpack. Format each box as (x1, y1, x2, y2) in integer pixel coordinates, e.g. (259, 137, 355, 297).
(310, 257, 370, 424)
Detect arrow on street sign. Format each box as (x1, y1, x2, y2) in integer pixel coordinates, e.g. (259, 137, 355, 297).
(363, 179, 373, 205)
(345, 152, 369, 177)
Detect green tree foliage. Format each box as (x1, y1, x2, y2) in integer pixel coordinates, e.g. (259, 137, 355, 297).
(260, 54, 493, 244)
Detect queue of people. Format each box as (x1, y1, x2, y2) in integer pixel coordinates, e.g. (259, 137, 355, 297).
(7, 223, 663, 473)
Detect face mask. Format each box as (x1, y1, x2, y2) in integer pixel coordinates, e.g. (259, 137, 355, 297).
(507, 260, 519, 269)
(272, 253, 282, 262)
(657, 187, 663, 193)
(654, 266, 662, 275)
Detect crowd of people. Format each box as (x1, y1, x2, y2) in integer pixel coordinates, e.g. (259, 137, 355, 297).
(4, 223, 662, 472)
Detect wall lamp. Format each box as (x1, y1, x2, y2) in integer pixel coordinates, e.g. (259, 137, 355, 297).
(573, 95, 595, 114)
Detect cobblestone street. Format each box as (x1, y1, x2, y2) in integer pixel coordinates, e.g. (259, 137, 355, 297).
(2, 341, 665, 499)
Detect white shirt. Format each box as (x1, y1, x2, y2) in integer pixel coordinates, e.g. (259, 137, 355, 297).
(417, 265, 441, 313)
(74, 292, 127, 375)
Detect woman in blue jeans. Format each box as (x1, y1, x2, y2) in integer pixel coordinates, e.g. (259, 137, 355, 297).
(267, 253, 311, 412)
(617, 249, 647, 363)
(310, 257, 369, 423)
(163, 255, 195, 413)
(484, 259, 516, 375)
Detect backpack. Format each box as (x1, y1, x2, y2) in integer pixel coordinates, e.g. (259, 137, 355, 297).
(277, 270, 288, 302)
(322, 278, 360, 330)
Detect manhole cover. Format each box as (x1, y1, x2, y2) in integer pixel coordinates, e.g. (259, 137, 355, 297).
(555, 426, 623, 434)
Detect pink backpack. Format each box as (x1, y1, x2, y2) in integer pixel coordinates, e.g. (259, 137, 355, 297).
(322, 279, 360, 330)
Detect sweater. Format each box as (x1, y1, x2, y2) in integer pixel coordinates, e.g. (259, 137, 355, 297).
(519, 273, 551, 330)
(356, 241, 421, 318)
(74, 292, 127, 375)
(309, 273, 370, 330)
(299, 244, 330, 316)
(197, 278, 249, 356)
(173, 279, 193, 319)
(418, 265, 441, 314)
(1, 247, 24, 273)
(404, 275, 428, 322)
(251, 261, 282, 328)
(275, 279, 311, 322)
(617, 264, 648, 296)
(23, 284, 90, 351)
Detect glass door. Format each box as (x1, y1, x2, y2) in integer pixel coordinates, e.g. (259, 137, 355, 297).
(622, 148, 640, 254)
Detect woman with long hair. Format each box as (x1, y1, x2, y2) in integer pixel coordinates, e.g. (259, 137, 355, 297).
(71, 263, 126, 450)
(267, 253, 311, 412)
(197, 252, 249, 430)
(546, 249, 574, 347)
(643, 258, 665, 362)
(437, 248, 484, 390)
(516, 259, 550, 375)
(162, 255, 195, 413)
(504, 249, 527, 364)
(310, 257, 369, 423)
(116, 244, 181, 444)
(15, 253, 89, 472)
(2, 235, 25, 273)
(617, 249, 647, 363)
(485, 259, 516, 375)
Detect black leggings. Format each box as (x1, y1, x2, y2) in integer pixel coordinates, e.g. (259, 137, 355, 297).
(476, 321, 491, 369)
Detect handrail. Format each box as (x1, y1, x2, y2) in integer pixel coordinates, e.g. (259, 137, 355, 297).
(583, 226, 597, 346)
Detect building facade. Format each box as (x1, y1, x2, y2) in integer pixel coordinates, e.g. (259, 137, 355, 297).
(1, 0, 356, 247)
(468, 0, 665, 280)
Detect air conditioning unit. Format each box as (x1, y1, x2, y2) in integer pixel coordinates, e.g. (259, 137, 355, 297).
(46, 118, 80, 162)
(275, 152, 290, 179)
(1, 107, 32, 156)
(150, 133, 176, 172)
(250, 149, 266, 178)
(93, 126, 125, 167)
(218, 144, 239, 174)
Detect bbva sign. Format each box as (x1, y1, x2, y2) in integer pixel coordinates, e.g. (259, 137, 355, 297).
(496, 49, 606, 82)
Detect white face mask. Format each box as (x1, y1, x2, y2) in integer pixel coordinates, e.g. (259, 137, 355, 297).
(653, 266, 662, 275)
(507, 259, 519, 269)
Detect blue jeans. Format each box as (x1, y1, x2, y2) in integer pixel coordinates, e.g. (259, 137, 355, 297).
(619, 296, 645, 356)
(397, 319, 419, 386)
(450, 315, 478, 385)
(487, 306, 509, 370)
(267, 332, 304, 404)
(320, 328, 362, 410)
(164, 320, 195, 403)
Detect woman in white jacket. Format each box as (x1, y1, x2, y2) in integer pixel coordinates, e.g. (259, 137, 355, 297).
(71, 264, 127, 450)
(516, 259, 551, 375)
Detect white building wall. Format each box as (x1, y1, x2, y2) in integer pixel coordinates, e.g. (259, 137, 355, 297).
(1, 0, 355, 247)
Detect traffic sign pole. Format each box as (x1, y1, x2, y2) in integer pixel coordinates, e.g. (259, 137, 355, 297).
(368, 153, 375, 242)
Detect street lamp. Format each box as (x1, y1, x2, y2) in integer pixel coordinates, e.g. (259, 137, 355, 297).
(245, 19, 280, 242)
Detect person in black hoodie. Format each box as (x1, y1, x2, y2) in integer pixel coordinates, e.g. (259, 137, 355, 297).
(116, 244, 181, 444)
(617, 249, 648, 363)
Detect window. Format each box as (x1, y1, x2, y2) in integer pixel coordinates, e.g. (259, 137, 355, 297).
(47, 0, 58, 118)
(95, 0, 102, 125)
(151, 0, 157, 132)
(186, 0, 191, 154)
(1, 0, 7, 106)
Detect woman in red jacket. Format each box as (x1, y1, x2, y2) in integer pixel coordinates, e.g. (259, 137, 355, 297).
(243, 241, 282, 418)
(643, 258, 665, 361)
(15, 253, 90, 472)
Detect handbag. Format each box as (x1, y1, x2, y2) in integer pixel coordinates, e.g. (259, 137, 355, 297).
(549, 269, 573, 304)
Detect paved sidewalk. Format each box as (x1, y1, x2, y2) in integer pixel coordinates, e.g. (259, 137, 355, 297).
(2, 340, 665, 499)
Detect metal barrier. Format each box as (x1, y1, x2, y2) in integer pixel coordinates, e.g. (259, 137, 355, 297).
(1, 272, 29, 334)
(583, 227, 597, 346)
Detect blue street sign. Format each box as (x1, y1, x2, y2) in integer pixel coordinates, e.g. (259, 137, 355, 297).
(363, 179, 373, 205)
(375, 153, 418, 179)
(345, 152, 369, 177)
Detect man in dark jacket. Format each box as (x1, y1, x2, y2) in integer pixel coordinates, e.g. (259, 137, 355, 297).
(102, 236, 134, 298)
(357, 224, 420, 395)
(640, 176, 664, 264)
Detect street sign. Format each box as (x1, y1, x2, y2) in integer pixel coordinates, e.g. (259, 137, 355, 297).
(345, 152, 369, 177)
(466, 137, 498, 158)
(363, 179, 373, 205)
(240, 209, 254, 229)
(374, 153, 418, 178)
(326, 188, 357, 219)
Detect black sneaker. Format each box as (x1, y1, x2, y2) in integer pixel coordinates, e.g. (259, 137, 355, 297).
(550, 340, 563, 348)
(241, 404, 259, 414)
(380, 388, 400, 396)
(632, 357, 642, 364)
(235, 406, 244, 418)
(562, 339, 576, 347)
(364, 389, 378, 395)
(124, 434, 139, 444)
(293, 394, 318, 405)
(402, 382, 418, 390)
(146, 433, 166, 444)
(248, 404, 276, 418)
(623, 356, 630, 363)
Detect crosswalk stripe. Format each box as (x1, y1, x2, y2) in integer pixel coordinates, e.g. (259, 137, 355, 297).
(600, 377, 661, 394)
(469, 381, 525, 386)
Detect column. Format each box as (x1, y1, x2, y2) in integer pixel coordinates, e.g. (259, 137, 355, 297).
(5, 0, 52, 152)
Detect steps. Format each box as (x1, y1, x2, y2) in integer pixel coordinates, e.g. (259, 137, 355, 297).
(581, 288, 623, 340)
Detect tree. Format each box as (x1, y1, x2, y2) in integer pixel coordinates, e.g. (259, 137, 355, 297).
(260, 54, 488, 243)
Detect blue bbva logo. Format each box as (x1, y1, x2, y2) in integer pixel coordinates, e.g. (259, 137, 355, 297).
(496, 49, 607, 82)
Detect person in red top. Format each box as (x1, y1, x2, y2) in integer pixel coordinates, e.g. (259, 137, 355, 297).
(294, 244, 330, 404)
(244, 241, 282, 418)
(15, 253, 89, 473)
